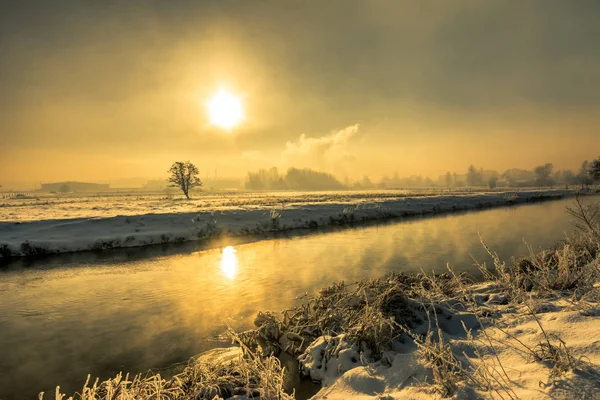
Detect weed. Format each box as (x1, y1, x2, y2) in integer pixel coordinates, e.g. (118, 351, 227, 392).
(270, 210, 281, 231)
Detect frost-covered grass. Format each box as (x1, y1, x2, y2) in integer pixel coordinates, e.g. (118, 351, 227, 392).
(0, 188, 582, 258)
(40, 347, 292, 400)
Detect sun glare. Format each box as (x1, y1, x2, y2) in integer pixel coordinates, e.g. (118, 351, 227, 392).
(220, 245, 238, 279)
(206, 89, 244, 130)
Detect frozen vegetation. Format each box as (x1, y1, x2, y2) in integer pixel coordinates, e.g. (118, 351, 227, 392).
(0, 189, 582, 258)
(39, 196, 600, 399)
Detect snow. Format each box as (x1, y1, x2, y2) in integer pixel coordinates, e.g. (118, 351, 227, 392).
(0, 189, 577, 257)
(305, 284, 600, 400)
(298, 334, 366, 386)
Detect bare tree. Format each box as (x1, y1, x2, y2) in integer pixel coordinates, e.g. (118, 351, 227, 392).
(566, 195, 599, 237)
(488, 176, 498, 189)
(168, 161, 202, 199)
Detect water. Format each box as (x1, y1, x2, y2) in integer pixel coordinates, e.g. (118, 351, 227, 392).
(0, 197, 583, 399)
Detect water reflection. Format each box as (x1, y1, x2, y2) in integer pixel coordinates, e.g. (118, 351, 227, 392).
(220, 246, 238, 279)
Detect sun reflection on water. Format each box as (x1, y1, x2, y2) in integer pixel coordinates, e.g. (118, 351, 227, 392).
(220, 246, 238, 279)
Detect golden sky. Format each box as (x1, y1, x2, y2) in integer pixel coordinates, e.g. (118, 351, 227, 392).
(1, 1, 599, 187)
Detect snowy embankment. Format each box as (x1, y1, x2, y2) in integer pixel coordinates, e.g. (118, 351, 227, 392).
(301, 283, 600, 399)
(233, 225, 600, 400)
(42, 223, 600, 400)
(0, 189, 575, 258)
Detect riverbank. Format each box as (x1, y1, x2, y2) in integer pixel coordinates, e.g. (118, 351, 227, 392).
(41, 202, 600, 399)
(0, 189, 583, 258)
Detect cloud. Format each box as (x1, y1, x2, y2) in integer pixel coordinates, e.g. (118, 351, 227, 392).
(281, 124, 360, 171)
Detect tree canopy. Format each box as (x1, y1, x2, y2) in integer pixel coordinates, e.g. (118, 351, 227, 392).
(168, 161, 202, 199)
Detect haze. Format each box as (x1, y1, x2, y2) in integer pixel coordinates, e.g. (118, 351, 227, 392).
(1, 0, 599, 189)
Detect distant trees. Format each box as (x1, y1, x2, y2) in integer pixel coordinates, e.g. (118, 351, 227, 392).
(559, 170, 576, 186)
(590, 157, 600, 182)
(168, 161, 202, 199)
(242, 157, 599, 192)
(380, 174, 435, 188)
(360, 176, 374, 188)
(578, 161, 594, 188)
(549, 169, 577, 188)
(466, 165, 484, 186)
(533, 163, 554, 187)
(245, 167, 344, 191)
(501, 168, 535, 187)
(58, 184, 70, 193)
(287, 168, 345, 190)
(246, 167, 286, 190)
(575, 158, 600, 188)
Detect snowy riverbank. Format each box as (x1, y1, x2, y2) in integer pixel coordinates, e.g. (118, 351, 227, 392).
(0, 189, 580, 258)
(41, 219, 600, 400)
(303, 281, 600, 399)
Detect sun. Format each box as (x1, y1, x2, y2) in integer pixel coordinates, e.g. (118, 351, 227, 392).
(206, 89, 244, 130)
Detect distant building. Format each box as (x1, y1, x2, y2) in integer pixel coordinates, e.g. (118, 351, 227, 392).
(40, 181, 110, 193)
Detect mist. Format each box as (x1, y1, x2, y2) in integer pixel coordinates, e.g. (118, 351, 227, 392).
(1, 0, 600, 190)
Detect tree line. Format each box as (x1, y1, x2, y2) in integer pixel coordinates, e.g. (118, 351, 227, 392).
(245, 167, 345, 191)
(166, 158, 600, 198)
(377, 158, 600, 190)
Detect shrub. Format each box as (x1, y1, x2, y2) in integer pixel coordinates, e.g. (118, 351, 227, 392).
(20, 241, 54, 257)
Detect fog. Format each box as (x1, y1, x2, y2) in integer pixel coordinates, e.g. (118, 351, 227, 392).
(1, 1, 599, 189)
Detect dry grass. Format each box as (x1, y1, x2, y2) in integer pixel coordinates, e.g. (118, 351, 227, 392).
(475, 235, 599, 303)
(241, 274, 447, 361)
(523, 302, 585, 381)
(39, 340, 293, 400)
(417, 327, 463, 397)
(419, 269, 521, 399)
(416, 196, 600, 397)
(471, 196, 600, 303)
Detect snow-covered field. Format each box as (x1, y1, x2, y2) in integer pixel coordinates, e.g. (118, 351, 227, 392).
(0, 189, 577, 257)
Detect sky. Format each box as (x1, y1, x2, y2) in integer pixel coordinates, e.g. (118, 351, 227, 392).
(1, 0, 599, 188)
